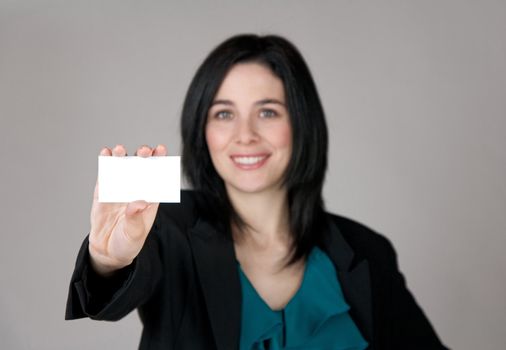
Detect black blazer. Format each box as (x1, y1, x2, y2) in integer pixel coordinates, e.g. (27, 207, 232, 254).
(65, 191, 449, 349)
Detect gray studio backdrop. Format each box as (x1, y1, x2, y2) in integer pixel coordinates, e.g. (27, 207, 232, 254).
(1, 1, 505, 349)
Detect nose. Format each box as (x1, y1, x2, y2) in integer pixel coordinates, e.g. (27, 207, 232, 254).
(235, 117, 259, 145)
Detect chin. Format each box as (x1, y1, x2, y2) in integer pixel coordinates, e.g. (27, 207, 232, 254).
(225, 178, 284, 195)
(227, 183, 266, 194)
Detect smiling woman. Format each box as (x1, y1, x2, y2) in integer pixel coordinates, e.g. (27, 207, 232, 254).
(65, 34, 449, 350)
(180, 35, 329, 270)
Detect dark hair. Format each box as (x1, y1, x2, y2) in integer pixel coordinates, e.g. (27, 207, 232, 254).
(181, 34, 328, 265)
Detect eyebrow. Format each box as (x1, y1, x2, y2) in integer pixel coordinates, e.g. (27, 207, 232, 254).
(210, 98, 286, 107)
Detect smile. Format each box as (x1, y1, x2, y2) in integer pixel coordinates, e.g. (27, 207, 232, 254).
(230, 155, 270, 169)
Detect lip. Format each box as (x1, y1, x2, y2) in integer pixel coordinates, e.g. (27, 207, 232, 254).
(230, 153, 270, 170)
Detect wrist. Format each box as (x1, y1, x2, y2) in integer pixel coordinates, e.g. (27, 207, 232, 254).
(88, 246, 133, 278)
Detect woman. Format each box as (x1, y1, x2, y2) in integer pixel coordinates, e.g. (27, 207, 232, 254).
(66, 34, 449, 349)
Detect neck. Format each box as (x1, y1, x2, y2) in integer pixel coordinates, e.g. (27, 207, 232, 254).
(226, 186, 291, 248)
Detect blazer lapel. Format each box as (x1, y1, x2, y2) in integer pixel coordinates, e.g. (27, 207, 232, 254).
(188, 218, 242, 350)
(320, 217, 374, 345)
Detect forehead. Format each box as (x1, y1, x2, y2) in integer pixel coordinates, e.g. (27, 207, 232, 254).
(213, 62, 285, 101)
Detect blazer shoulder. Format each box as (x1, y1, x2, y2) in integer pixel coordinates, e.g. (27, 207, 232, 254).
(327, 213, 398, 267)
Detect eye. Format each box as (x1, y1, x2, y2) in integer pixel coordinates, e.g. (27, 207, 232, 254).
(214, 110, 233, 120)
(259, 109, 278, 118)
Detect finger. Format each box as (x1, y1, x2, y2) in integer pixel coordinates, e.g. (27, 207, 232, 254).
(135, 145, 153, 158)
(152, 144, 167, 156)
(99, 147, 112, 156)
(112, 144, 127, 157)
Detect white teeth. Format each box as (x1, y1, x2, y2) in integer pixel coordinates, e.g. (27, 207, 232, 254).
(233, 156, 266, 165)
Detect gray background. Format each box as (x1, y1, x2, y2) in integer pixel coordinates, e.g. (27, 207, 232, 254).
(1, 0, 505, 349)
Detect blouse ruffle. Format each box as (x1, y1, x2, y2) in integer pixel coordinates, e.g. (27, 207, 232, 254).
(238, 246, 368, 350)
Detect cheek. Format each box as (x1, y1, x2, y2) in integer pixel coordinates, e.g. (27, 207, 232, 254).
(271, 122, 292, 150)
(205, 125, 228, 155)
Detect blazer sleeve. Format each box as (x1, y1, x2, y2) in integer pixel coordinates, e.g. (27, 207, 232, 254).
(65, 226, 162, 321)
(384, 239, 450, 349)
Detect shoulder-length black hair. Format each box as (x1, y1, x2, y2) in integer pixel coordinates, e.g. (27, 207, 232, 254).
(181, 34, 328, 265)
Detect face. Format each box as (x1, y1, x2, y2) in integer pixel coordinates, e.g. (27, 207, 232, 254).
(205, 62, 292, 196)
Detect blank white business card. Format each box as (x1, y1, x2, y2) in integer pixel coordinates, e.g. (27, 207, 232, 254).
(98, 156, 180, 203)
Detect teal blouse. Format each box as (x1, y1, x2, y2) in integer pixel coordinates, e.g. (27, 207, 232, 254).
(238, 246, 368, 350)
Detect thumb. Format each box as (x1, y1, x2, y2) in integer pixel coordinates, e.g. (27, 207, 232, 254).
(125, 200, 151, 216)
(123, 201, 152, 240)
